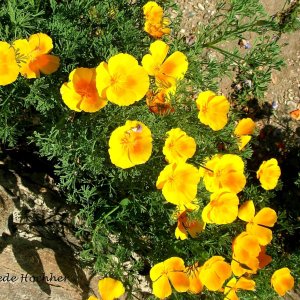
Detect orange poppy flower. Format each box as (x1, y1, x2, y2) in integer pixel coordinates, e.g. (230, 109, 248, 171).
(108, 120, 153, 169)
(237, 135, 252, 151)
(199, 256, 232, 291)
(196, 91, 230, 131)
(13, 33, 60, 78)
(146, 89, 174, 115)
(186, 263, 203, 294)
(231, 232, 261, 276)
(163, 128, 196, 163)
(224, 277, 255, 300)
(238, 200, 277, 245)
(271, 267, 294, 296)
(175, 209, 204, 240)
(96, 53, 149, 106)
(60, 67, 107, 112)
(150, 257, 189, 299)
(88, 277, 125, 300)
(199, 154, 246, 194)
(256, 158, 281, 190)
(258, 246, 272, 269)
(143, 2, 170, 38)
(0, 41, 19, 85)
(156, 162, 200, 206)
(142, 40, 188, 90)
(201, 189, 239, 224)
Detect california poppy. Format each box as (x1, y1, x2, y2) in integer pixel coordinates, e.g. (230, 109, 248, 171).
(271, 268, 294, 296)
(13, 33, 60, 78)
(238, 200, 277, 245)
(88, 277, 125, 300)
(150, 257, 189, 299)
(163, 128, 196, 163)
(224, 277, 255, 300)
(202, 189, 239, 224)
(156, 162, 200, 206)
(196, 91, 230, 131)
(108, 120, 152, 169)
(60, 67, 107, 112)
(142, 40, 188, 90)
(199, 256, 232, 291)
(256, 158, 281, 190)
(199, 154, 246, 194)
(96, 53, 149, 106)
(0, 41, 19, 85)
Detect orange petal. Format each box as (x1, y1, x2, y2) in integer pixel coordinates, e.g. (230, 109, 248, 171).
(238, 200, 255, 222)
(253, 207, 277, 228)
(168, 271, 190, 292)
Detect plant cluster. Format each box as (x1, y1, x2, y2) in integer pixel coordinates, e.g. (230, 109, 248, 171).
(0, 0, 299, 299)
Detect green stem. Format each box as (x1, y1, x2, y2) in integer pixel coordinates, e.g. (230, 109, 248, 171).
(207, 45, 246, 63)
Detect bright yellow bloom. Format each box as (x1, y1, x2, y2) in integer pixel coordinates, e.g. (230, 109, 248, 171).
(88, 277, 125, 300)
(199, 154, 246, 194)
(175, 209, 204, 240)
(60, 68, 107, 112)
(96, 53, 149, 106)
(256, 158, 281, 190)
(196, 91, 230, 131)
(238, 200, 277, 245)
(150, 257, 189, 299)
(0, 41, 19, 85)
(143, 1, 163, 23)
(108, 120, 152, 169)
(231, 232, 261, 276)
(199, 256, 232, 291)
(202, 190, 239, 224)
(224, 277, 255, 300)
(271, 268, 294, 296)
(163, 128, 196, 163)
(13, 33, 60, 78)
(186, 263, 203, 294)
(146, 89, 174, 115)
(142, 40, 188, 90)
(234, 118, 255, 136)
(156, 162, 200, 206)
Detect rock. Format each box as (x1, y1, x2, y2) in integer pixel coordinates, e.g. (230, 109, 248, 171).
(0, 152, 91, 299)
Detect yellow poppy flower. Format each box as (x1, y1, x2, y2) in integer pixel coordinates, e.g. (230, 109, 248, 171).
(13, 33, 60, 78)
(156, 162, 200, 206)
(234, 118, 255, 136)
(0, 41, 19, 85)
(199, 256, 232, 291)
(196, 90, 230, 131)
(231, 232, 261, 276)
(238, 200, 277, 245)
(186, 263, 203, 294)
(60, 68, 107, 112)
(146, 89, 174, 115)
(175, 209, 204, 240)
(142, 40, 188, 90)
(143, 1, 163, 23)
(96, 53, 149, 106)
(202, 189, 239, 224)
(271, 268, 294, 296)
(150, 257, 189, 299)
(163, 128, 196, 163)
(256, 158, 281, 190)
(199, 154, 246, 194)
(224, 277, 255, 300)
(88, 277, 125, 300)
(108, 120, 152, 169)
